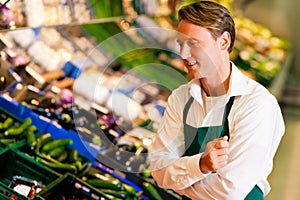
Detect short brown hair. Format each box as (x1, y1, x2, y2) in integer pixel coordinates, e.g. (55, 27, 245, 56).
(178, 1, 235, 53)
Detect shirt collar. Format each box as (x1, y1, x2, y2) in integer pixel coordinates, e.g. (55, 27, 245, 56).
(189, 62, 251, 104)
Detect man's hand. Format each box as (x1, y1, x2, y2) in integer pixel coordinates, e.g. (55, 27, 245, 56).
(199, 136, 229, 173)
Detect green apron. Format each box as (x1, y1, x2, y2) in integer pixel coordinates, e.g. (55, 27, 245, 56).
(182, 96, 263, 200)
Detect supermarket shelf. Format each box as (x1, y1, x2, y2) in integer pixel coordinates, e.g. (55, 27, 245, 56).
(0, 16, 125, 33)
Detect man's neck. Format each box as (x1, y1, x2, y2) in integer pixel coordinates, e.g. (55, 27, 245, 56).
(200, 63, 232, 97)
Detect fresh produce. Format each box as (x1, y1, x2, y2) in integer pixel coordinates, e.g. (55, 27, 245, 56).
(0, 117, 13, 129)
(80, 166, 141, 199)
(41, 138, 73, 153)
(231, 16, 290, 87)
(29, 134, 88, 174)
(86, 179, 125, 191)
(32, 132, 53, 153)
(4, 117, 32, 137)
(142, 182, 163, 200)
(0, 115, 37, 146)
(36, 157, 78, 173)
(26, 125, 37, 149)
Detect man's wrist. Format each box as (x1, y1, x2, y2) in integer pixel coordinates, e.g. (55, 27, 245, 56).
(199, 156, 210, 174)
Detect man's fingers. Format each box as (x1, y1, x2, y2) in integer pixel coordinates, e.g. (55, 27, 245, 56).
(214, 139, 229, 149)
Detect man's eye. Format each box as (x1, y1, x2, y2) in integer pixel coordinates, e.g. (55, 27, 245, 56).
(187, 41, 198, 46)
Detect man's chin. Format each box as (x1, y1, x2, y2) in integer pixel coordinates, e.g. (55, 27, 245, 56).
(187, 72, 202, 80)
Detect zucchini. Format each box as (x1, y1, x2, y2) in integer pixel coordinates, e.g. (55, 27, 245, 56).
(123, 184, 138, 197)
(142, 182, 163, 200)
(56, 150, 69, 162)
(68, 148, 78, 163)
(26, 125, 37, 149)
(73, 160, 83, 170)
(1, 117, 13, 129)
(41, 138, 73, 153)
(48, 146, 65, 158)
(4, 117, 32, 137)
(33, 133, 53, 153)
(86, 179, 125, 191)
(36, 157, 77, 173)
(0, 138, 16, 144)
(38, 153, 61, 164)
(99, 189, 128, 199)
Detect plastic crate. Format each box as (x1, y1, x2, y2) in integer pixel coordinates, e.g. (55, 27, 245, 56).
(36, 173, 111, 200)
(0, 148, 59, 198)
(93, 162, 181, 200)
(0, 182, 27, 200)
(0, 142, 7, 151)
(16, 136, 92, 176)
(0, 105, 45, 149)
(0, 94, 50, 133)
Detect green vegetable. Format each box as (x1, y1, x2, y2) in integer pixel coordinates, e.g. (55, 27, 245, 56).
(26, 125, 37, 149)
(48, 146, 65, 158)
(56, 150, 69, 162)
(1, 117, 13, 129)
(86, 179, 125, 191)
(123, 184, 138, 197)
(36, 157, 77, 173)
(142, 167, 152, 178)
(99, 189, 128, 199)
(0, 138, 16, 144)
(73, 160, 82, 170)
(4, 117, 32, 137)
(41, 138, 73, 153)
(33, 133, 53, 153)
(68, 148, 78, 163)
(142, 182, 163, 200)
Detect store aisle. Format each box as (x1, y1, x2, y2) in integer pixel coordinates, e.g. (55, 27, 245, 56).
(265, 99, 300, 199)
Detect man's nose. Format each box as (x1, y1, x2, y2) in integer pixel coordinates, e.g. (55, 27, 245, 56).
(180, 44, 191, 60)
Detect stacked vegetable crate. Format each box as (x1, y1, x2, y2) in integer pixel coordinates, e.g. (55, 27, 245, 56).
(0, 94, 180, 199)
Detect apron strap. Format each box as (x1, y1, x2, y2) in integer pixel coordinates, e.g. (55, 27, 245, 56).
(221, 96, 235, 140)
(183, 96, 194, 124)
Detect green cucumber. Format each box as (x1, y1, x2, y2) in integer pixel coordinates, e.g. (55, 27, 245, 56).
(86, 179, 125, 191)
(41, 138, 73, 153)
(73, 160, 83, 170)
(56, 150, 69, 162)
(4, 117, 32, 137)
(142, 182, 163, 200)
(0, 138, 16, 144)
(48, 146, 66, 158)
(26, 125, 37, 149)
(68, 148, 78, 163)
(1, 117, 13, 129)
(33, 133, 53, 153)
(38, 153, 61, 164)
(99, 189, 128, 199)
(36, 157, 77, 173)
(123, 184, 138, 197)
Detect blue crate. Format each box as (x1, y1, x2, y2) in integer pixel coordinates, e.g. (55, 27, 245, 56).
(0, 94, 51, 133)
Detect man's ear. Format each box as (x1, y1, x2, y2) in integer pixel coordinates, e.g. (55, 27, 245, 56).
(219, 31, 231, 51)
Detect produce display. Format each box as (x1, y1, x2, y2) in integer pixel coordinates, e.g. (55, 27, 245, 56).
(232, 16, 290, 87)
(0, 111, 36, 146)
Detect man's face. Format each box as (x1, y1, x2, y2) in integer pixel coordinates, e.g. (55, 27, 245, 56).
(177, 20, 222, 80)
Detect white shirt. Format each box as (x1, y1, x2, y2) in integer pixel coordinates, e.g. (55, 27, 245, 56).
(148, 63, 285, 200)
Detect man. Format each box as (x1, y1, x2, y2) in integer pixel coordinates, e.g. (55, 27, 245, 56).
(148, 1, 285, 199)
